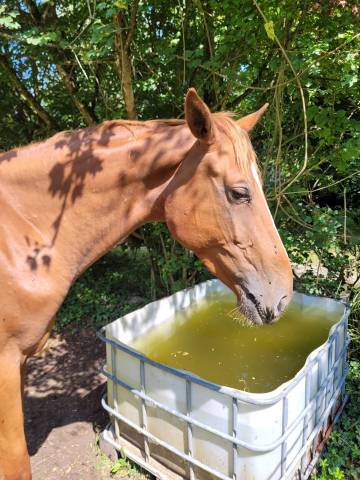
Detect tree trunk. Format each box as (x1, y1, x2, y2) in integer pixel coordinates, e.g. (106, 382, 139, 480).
(113, 1, 139, 120)
(119, 48, 137, 120)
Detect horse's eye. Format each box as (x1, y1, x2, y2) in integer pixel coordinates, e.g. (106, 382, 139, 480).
(228, 187, 251, 204)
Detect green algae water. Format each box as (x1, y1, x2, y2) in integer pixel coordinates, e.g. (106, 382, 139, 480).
(132, 292, 342, 393)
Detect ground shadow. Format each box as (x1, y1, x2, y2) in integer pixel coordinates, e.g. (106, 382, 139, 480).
(24, 329, 108, 456)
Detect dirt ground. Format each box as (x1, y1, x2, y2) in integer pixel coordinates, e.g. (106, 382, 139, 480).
(24, 329, 146, 480)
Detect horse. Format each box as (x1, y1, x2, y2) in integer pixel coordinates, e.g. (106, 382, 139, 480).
(0, 88, 293, 480)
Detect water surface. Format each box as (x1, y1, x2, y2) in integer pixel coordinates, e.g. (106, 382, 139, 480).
(132, 292, 341, 393)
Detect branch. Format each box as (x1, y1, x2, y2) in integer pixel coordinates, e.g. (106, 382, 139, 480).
(56, 63, 96, 126)
(3, 3, 97, 127)
(0, 31, 59, 49)
(226, 60, 271, 110)
(194, 0, 218, 105)
(253, 0, 308, 193)
(0, 54, 57, 129)
(24, 0, 42, 24)
(38, 3, 97, 126)
(281, 171, 360, 196)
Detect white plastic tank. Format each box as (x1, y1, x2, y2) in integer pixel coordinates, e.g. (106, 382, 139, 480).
(99, 279, 349, 480)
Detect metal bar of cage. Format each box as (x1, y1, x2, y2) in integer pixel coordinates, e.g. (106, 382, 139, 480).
(186, 379, 195, 480)
(102, 369, 347, 454)
(102, 388, 348, 480)
(300, 371, 311, 473)
(99, 334, 349, 453)
(280, 396, 288, 477)
(140, 359, 150, 461)
(103, 396, 233, 480)
(232, 397, 239, 480)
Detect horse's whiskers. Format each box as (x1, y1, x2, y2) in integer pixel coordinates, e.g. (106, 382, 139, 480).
(227, 307, 253, 327)
(227, 306, 239, 316)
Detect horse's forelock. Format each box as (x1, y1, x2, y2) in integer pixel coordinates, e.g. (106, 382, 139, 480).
(212, 112, 260, 181)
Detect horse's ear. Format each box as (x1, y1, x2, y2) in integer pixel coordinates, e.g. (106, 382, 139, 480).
(185, 88, 214, 144)
(237, 103, 269, 132)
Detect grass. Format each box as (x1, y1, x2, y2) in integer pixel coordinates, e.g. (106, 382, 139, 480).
(93, 433, 149, 479)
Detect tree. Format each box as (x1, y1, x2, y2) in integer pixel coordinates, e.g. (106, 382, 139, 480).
(0, 0, 359, 296)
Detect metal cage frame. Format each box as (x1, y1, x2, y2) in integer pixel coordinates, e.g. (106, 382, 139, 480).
(99, 286, 350, 480)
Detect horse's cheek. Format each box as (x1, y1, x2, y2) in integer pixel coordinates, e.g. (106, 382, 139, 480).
(164, 199, 197, 250)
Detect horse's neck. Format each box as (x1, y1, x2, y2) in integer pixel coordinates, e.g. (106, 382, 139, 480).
(0, 121, 194, 281)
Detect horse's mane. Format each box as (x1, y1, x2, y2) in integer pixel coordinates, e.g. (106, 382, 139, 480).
(1, 112, 258, 177)
(127, 111, 258, 174)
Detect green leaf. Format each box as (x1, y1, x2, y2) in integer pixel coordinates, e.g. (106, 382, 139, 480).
(23, 31, 58, 46)
(264, 21, 275, 41)
(0, 15, 20, 30)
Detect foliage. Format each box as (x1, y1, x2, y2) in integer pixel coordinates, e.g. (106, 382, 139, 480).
(55, 246, 152, 332)
(110, 456, 139, 476)
(139, 222, 211, 299)
(313, 361, 360, 480)
(0, 1, 359, 478)
(94, 434, 147, 478)
(0, 0, 358, 293)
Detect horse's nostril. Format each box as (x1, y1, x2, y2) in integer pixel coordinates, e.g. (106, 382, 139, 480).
(263, 309, 275, 324)
(277, 295, 288, 315)
(263, 310, 275, 323)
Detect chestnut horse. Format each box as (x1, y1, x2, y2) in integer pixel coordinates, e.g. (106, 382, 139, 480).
(0, 89, 292, 480)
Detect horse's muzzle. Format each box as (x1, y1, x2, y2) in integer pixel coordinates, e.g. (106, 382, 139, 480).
(236, 283, 290, 325)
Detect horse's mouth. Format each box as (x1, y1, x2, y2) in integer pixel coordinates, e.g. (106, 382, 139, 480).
(236, 283, 276, 325)
(236, 299, 263, 325)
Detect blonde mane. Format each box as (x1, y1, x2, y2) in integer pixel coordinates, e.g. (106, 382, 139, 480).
(146, 112, 259, 176)
(212, 112, 259, 177)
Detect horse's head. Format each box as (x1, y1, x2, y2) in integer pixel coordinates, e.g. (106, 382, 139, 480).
(164, 89, 293, 324)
